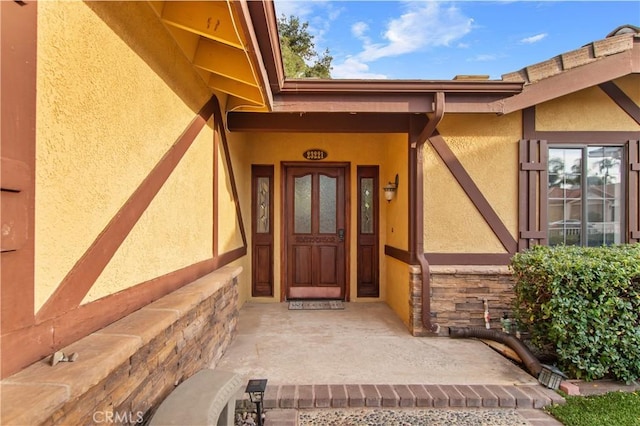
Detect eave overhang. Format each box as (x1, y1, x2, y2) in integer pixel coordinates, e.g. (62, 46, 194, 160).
(495, 34, 640, 115)
(148, 0, 272, 111)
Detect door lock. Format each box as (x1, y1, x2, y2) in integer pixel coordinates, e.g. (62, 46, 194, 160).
(338, 228, 345, 241)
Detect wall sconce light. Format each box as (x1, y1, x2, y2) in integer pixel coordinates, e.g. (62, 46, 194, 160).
(383, 174, 399, 202)
(246, 378, 268, 426)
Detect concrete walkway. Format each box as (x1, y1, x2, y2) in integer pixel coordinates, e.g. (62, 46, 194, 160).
(216, 302, 565, 424)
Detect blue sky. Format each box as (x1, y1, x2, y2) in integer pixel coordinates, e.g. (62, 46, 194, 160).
(273, 1, 640, 80)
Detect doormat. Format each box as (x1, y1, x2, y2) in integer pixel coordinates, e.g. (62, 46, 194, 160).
(288, 300, 345, 310)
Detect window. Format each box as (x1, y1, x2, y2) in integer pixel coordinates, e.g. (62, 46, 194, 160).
(547, 146, 623, 246)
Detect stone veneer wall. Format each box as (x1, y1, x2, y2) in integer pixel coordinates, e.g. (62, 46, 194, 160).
(0, 266, 241, 426)
(430, 265, 514, 335)
(409, 265, 514, 336)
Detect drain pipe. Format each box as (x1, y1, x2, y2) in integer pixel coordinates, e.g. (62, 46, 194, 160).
(412, 92, 445, 333)
(449, 327, 542, 378)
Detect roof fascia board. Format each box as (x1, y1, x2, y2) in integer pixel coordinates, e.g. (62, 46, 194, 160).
(246, 0, 285, 95)
(497, 46, 638, 115)
(271, 92, 512, 113)
(227, 112, 412, 133)
(231, 0, 274, 109)
(272, 80, 523, 114)
(272, 93, 435, 113)
(280, 79, 523, 94)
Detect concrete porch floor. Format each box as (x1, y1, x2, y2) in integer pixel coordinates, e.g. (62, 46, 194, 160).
(215, 302, 567, 426)
(216, 302, 537, 386)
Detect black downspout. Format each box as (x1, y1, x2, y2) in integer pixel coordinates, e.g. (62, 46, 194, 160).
(449, 327, 542, 378)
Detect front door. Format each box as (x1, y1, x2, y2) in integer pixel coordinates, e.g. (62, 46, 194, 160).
(284, 163, 348, 300)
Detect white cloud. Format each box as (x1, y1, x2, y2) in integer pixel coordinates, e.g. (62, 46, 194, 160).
(468, 54, 498, 62)
(356, 2, 474, 62)
(274, 1, 316, 20)
(331, 57, 388, 79)
(352, 21, 369, 38)
(521, 33, 547, 44)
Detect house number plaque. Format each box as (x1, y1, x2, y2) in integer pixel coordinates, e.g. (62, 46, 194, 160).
(303, 149, 328, 160)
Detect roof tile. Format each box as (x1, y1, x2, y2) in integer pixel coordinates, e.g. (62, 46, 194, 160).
(502, 30, 637, 85)
(561, 45, 595, 70)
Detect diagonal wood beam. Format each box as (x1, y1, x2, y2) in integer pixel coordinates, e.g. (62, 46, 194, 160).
(599, 81, 640, 125)
(36, 98, 217, 321)
(428, 133, 518, 253)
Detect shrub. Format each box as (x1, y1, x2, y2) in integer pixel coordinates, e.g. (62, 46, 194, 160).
(510, 244, 640, 383)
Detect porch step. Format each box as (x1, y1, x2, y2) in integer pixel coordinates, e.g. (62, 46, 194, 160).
(237, 383, 564, 411)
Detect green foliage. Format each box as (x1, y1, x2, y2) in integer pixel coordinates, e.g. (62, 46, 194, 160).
(546, 391, 640, 426)
(511, 244, 640, 383)
(278, 15, 333, 78)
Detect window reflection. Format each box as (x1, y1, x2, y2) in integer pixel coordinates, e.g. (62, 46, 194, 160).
(548, 146, 622, 246)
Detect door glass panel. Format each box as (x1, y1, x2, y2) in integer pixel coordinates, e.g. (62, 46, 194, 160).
(256, 177, 269, 233)
(361, 178, 374, 234)
(319, 175, 337, 233)
(294, 175, 311, 233)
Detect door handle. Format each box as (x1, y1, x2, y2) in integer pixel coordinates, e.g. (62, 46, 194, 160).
(338, 228, 345, 241)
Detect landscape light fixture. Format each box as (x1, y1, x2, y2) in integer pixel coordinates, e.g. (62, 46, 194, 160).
(538, 364, 567, 390)
(245, 378, 267, 426)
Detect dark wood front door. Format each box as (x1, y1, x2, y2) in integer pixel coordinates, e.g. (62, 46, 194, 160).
(284, 163, 348, 300)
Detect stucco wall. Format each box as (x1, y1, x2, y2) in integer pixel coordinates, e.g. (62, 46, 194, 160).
(385, 257, 411, 329)
(35, 1, 216, 308)
(423, 113, 521, 253)
(536, 76, 640, 131)
(230, 132, 407, 302)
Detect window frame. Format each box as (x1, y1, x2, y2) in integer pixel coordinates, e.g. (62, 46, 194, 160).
(546, 144, 626, 247)
(518, 138, 639, 250)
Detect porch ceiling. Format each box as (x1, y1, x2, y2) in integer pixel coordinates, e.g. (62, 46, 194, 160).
(148, 0, 271, 111)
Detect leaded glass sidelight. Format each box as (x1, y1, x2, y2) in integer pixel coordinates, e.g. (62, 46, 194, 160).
(319, 175, 337, 233)
(361, 178, 374, 234)
(294, 175, 312, 233)
(256, 177, 270, 233)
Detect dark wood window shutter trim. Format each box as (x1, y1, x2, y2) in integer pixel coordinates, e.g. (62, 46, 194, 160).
(518, 139, 548, 250)
(628, 140, 640, 243)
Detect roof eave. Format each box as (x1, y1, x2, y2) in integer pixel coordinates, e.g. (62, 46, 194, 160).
(497, 40, 639, 115)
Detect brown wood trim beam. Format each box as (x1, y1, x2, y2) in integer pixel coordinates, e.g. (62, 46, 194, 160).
(213, 119, 220, 257)
(227, 112, 411, 133)
(598, 82, 640, 125)
(2, 247, 245, 378)
(272, 94, 435, 114)
(246, 0, 285, 94)
(522, 107, 536, 139)
(216, 103, 248, 249)
(429, 134, 518, 253)
(498, 50, 636, 115)
(530, 131, 639, 143)
(36, 98, 217, 321)
(425, 253, 512, 265)
(1, 0, 37, 338)
(384, 245, 411, 264)
(279, 79, 523, 94)
(629, 140, 640, 243)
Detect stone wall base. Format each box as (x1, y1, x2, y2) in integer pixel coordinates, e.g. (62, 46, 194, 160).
(408, 265, 514, 337)
(430, 265, 514, 336)
(1, 266, 241, 426)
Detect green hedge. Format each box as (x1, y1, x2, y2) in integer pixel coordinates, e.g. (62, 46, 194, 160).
(510, 244, 640, 383)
